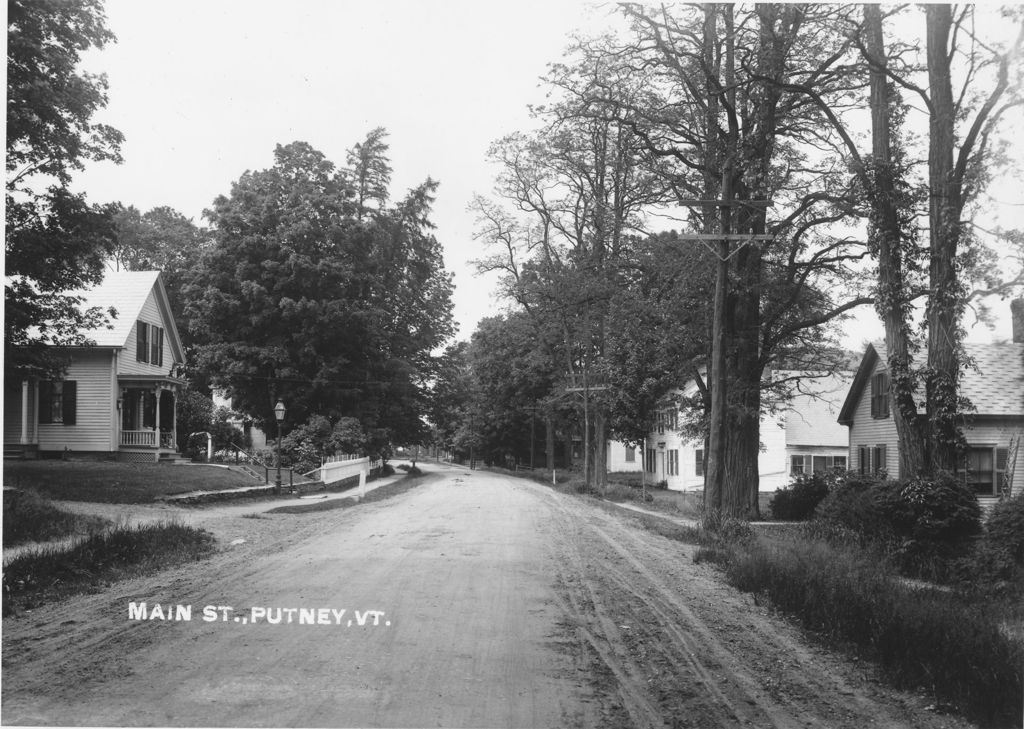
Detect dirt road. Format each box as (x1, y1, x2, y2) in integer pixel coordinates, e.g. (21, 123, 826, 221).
(2, 464, 973, 728)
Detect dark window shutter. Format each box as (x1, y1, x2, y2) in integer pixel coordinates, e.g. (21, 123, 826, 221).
(62, 381, 77, 425)
(881, 375, 889, 418)
(39, 381, 53, 424)
(156, 327, 164, 367)
(137, 322, 147, 363)
(870, 375, 878, 418)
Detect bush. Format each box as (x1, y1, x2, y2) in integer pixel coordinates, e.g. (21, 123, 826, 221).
(813, 471, 981, 581)
(769, 472, 831, 521)
(959, 493, 1024, 589)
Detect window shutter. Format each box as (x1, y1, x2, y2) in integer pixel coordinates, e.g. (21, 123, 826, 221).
(62, 381, 77, 425)
(39, 381, 53, 424)
(152, 326, 163, 367)
(870, 375, 878, 418)
(878, 444, 887, 473)
(136, 323, 146, 363)
(695, 449, 704, 476)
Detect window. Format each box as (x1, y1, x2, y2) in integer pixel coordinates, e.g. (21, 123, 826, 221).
(870, 371, 890, 419)
(695, 448, 704, 477)
(645, 448, 656, 474)
(136, 321, 164, 366)
(667, 410, 678, 431)
(857, 445, 886, 474)
(624, 445, 635, 463)
(38, 381, 76, 425)
(667, 449, 679, 476)
(792, 454, 848, 475)
(657, 412, 665, 435)
(960, 446, 1009, 496)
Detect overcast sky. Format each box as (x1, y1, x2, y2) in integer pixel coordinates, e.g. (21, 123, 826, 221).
(71, 1, 1023, 347)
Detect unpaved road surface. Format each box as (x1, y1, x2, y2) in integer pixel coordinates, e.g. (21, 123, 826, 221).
(2, 464, 973, 728)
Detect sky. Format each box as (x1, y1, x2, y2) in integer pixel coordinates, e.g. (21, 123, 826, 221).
(70, 1, 1024, 349)
(72, 0, 620, 340)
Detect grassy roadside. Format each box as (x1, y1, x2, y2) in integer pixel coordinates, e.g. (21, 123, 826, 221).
(3, 490, 111, 547)
(266, 471, 435, 514)
(3, 521, 216, 617)
(703, 529, 1023, 727)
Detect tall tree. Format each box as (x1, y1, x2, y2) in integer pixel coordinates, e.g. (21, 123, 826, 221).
(184, 140, 453, 452)
(580, 4, 872, 516)
(346, 127, 392, 220)
(6, 0, 125, 380)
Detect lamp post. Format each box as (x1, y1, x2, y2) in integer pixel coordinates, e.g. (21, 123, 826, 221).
(274, 400, 286, 494)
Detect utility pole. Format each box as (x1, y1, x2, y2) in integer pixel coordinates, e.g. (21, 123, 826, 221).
(674, 200, 771, 513)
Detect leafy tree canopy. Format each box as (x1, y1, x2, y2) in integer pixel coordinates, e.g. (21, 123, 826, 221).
(5, 0, 124, 381)
(184, 137, 453, 455)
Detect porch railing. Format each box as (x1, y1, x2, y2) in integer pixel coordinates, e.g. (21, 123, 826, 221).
(121, 430, 175, 449)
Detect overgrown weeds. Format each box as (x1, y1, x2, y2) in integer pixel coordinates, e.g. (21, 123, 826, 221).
(3, 490, 110, 547)
(3, 521, 216, 616)
(701, 526, 1022, 726)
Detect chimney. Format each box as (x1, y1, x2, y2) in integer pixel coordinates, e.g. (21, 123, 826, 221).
(1012, 298, 1024, 344)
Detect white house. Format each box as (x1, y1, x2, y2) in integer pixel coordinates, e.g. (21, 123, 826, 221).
(4, 271, 186, 462)
(838, 337, 1024, 505)
(642, 372, 853, 492)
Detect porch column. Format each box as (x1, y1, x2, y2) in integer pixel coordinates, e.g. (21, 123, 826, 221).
(137, 393, 145, 430)
(172, 388, 178, 449)
(20, 380, 29, 444)
(154, 386, 161, 446)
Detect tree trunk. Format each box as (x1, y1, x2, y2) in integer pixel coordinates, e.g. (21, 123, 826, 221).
(594, 409, 608, 494)
(924, 4, 965, 474)
(864, 3, 926, 479)
(703, 3, 726, 515)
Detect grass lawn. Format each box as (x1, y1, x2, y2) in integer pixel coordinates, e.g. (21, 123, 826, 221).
(3, 490, 111, 547)
(3, 461, 257, 503)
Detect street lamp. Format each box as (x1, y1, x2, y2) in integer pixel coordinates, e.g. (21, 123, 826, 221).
(274, 400, 286, 494)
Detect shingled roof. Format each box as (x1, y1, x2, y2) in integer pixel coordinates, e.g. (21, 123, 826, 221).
(838, 339, 1024, 424)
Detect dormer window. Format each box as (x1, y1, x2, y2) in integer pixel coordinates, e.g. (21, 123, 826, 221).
(136, 321, 164, 366)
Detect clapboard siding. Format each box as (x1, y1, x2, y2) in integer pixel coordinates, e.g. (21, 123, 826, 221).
(963, 419, 1024, 497)
(848, 356, 900, 476)
(606, 441, 642, 472)
(37, 350, 115, 452)
(118, 289, 175, 377)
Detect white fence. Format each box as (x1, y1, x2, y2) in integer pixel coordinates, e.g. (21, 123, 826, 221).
(319, 456, 383, 497)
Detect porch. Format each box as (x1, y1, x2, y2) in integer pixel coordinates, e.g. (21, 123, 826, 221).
(118, 376, 182, 462)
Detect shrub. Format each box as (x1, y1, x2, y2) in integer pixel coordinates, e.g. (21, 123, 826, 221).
(982, 492, 1024, 566)
(813, 471, 981, 581)
(959, 492, 1024, 589)
(769, 472, 831, 521)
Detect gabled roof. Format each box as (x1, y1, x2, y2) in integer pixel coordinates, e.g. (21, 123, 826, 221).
(838, 339, 1024, 424)
(68, 270, 184, 364)
(780, 372, 853, 447)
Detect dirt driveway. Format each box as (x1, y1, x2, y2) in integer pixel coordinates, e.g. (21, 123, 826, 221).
(1, 464, 973, 728)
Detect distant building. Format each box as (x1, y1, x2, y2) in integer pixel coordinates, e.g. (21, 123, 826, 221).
(642, 372, 853, 492)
